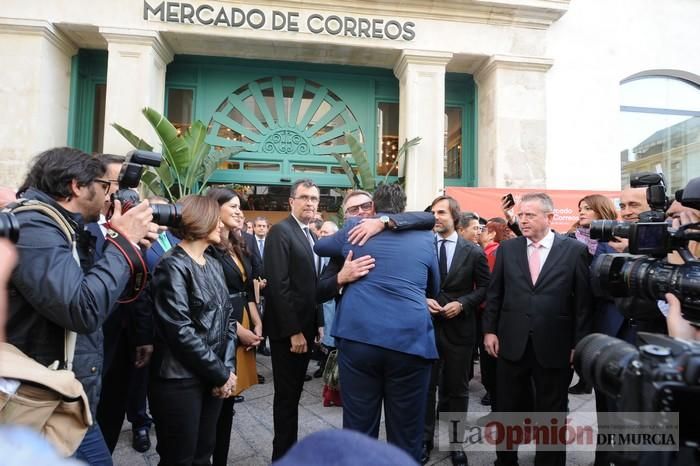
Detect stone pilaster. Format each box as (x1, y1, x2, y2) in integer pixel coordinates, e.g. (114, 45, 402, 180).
(393, 50, 453, 209)
(0, 19, 76, 188)
(100, 28, 173, 154)
(475, 55, 552, 188)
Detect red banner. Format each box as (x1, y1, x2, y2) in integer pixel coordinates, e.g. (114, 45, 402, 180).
(445, 187, 621, 233)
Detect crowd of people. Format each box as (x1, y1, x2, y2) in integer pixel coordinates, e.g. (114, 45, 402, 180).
(1, 146, 699, 466)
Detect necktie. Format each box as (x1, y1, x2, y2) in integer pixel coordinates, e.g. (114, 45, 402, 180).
(528, 242, 542, 285)
(438, 239, 448, 284)
(258, 238, 264, 257)
(304, 227, 320, 276)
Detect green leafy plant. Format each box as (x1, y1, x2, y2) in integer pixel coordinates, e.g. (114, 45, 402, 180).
(112, 107, 242, 201)
(332, 132, 421, 191)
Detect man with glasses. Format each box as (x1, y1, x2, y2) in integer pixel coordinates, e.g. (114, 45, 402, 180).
(316, 190, 436, 305)
(264, 179, 326, 461)
(7, 147, 157, 464)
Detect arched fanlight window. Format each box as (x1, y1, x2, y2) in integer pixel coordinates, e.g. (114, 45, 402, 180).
(620, 76, 700, 192)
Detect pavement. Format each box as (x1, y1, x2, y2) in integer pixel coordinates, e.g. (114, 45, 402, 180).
(113, 353, 596, 465)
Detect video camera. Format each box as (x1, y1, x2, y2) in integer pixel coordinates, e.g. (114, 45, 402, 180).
(0, 211, 20, 243)
(111, 150, 181, 227)
(590, 174, 700, 325)
(575, 332, 700, 449)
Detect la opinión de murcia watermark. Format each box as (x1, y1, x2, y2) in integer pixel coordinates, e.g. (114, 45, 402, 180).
(437, 412, 680, 452)
(143, 1, 416, 41)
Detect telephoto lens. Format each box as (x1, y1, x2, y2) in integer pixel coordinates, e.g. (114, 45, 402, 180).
(0, 211, 20, 243)
(590, 219, 631, 242)
(574, 333, 638, 399)
(151, 203, 182, 228)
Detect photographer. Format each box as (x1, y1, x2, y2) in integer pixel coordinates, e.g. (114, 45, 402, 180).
(6, 147, 157, 462)
(611, 186, 668, 336)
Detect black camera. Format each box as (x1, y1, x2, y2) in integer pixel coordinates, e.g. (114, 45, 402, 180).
(590, 172, 671, 256)
(111, 150, 181, 227)
(0, 211, 20, 243)
(590, 175, 700, 325)
(575, 332, 700, 449)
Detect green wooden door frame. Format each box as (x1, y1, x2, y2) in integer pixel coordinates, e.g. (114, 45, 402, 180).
(67, 50, 107, 153)
(445, 73, 477, 187)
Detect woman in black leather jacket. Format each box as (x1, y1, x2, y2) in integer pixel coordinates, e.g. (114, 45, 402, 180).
(149, 195, 237, 465)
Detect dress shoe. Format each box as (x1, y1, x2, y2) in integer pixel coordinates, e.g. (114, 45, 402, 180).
(568, 381, 592, 395)
(313, 367, 324, 378)
(233, 395, 245, 402)
(303, 374, 312, 382)
(480, 392, 491, 406)
(451, 450, 468, 466)
(132, 428, 151, 453)
(257, 374, 265, 384)
(257, 346, 271, 356)
(420, 441, 433, 465)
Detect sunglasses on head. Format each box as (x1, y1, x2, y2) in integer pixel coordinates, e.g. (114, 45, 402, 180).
(345, 201, 373, 215)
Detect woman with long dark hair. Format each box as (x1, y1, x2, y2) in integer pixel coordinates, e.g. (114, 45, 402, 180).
(149, 195, 237, 465)
(207, 187, 263, 466)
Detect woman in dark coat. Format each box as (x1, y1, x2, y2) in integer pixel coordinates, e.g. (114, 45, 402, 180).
(149, 195, 237, 466)
(207, 187, 263, 466)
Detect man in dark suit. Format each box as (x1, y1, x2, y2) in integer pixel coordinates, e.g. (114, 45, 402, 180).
(314, 184, 440, 463)
(422, 196, 490, 466)
(483, 192, 592, 466)
(264, 179, 324, 461)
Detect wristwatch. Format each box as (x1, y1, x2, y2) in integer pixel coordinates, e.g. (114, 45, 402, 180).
(379, 215, 392, 229)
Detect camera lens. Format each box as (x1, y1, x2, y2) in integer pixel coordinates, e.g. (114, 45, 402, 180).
(575, 333, 638, 398)
(152, 203, 182, 228)
(590, 220, 631, 241)
(0, 211, 20, 243)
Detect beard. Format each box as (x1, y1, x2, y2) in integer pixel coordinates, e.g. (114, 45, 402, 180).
(82, 185, 103, 223)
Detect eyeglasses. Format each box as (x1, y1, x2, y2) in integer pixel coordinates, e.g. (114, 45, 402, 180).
(345, 201, 373, 216)
(293, 195, 320, 203)
(93, 178, 112, 192)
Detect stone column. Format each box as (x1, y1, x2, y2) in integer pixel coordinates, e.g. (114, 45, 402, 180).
(475, 55, 552, 188)
(393, 50, 453, 210)
(0, 19, 76, 188)
(100, 28, 173, 155)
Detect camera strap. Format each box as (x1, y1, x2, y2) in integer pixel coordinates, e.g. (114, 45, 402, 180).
(6, 199, 79, 371)
(103, 223, 148, 304)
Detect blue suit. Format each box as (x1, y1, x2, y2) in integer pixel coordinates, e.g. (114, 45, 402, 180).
(314, 216, 440, 462)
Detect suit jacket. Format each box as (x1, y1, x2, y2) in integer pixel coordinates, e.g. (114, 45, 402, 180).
(315, 211, 436, 304)
(145, 231, 180, 272)
(483, 233, 592, 368)
(434, 237, 490, 345)
(315, 216, 440, 360)
(263, 215, 322, 340)
(242, 231, 264, 278)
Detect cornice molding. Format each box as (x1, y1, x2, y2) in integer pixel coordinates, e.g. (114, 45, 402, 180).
(475, 54, 553, 82)
(99, 27, 174, 64)
(227, 0, 570, 29)
(394, 50, 453, 78)
(0, 18, 77, 56)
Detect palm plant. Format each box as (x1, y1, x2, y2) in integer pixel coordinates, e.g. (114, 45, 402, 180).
(332, 132, 421, 191)
(112, 107, 241, 201)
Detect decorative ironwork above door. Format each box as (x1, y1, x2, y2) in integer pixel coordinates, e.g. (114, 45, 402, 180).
(206, 76, 364, 184)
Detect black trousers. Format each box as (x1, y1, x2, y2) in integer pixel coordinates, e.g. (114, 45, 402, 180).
(149, 377, 223, 466)
(269, 337, 312, 461)
(97, 323, 151, 452)
(338, 338, 432, 463)
(212, 397, 237, 466)
(496, 338, 569, 466)
(424, 325, 473, 444)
